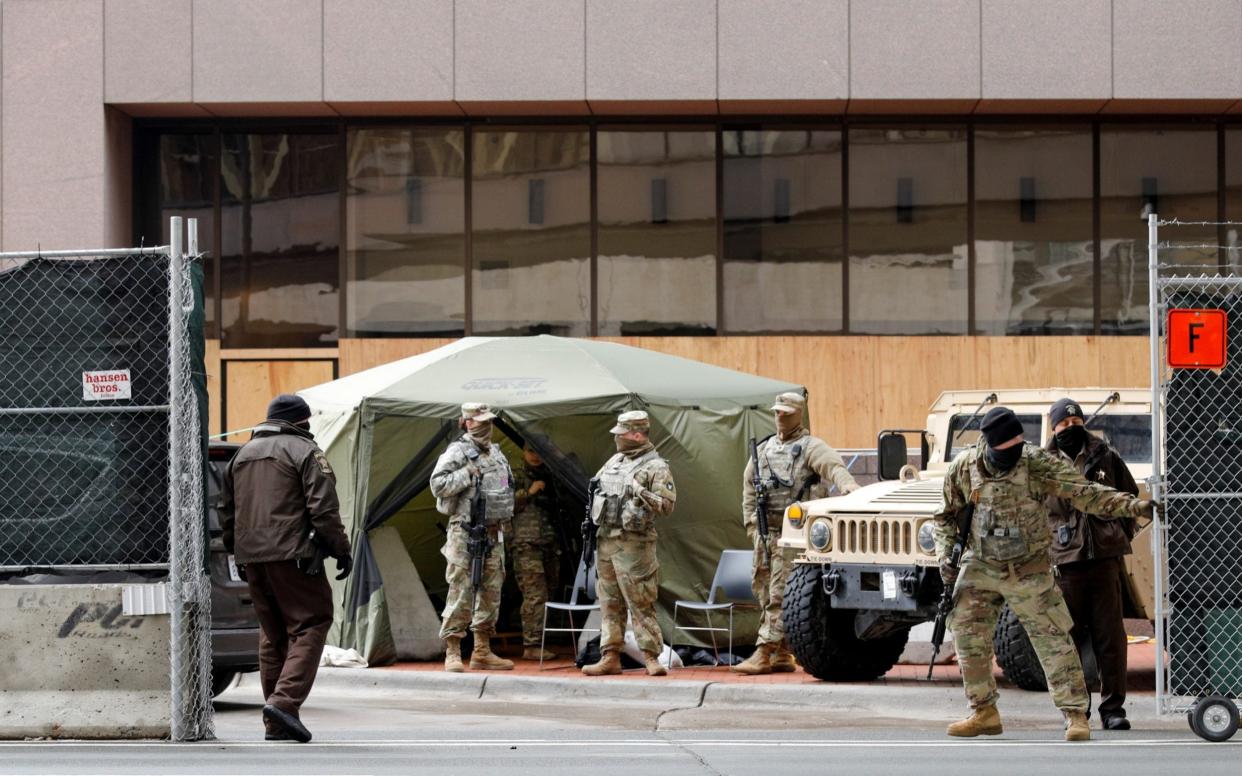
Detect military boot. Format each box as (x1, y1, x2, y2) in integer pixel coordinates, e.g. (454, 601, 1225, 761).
(443, 637, 464, 673)
(644, 653, 668, 676)
(522, 646, 557, 661)
(946, 704, 1003, 737)
(469, 640, 515, 670)
(1064, 710, 1091, 741)
(582, 650, 623, 676)
(730, 643, 776, 675)
(769, 646, 797, 673)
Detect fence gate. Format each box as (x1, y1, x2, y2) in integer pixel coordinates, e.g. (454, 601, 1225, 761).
(0, 218, 211, 740)
(1149, 215, 1242, 742)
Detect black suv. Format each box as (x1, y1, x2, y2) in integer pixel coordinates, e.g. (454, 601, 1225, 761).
(206, 441, 261, 697)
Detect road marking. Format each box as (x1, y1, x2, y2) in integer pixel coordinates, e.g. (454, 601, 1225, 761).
(0, 739, 1233, 749)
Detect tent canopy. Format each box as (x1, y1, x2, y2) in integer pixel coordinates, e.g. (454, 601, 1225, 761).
(303, 336, 804, 664)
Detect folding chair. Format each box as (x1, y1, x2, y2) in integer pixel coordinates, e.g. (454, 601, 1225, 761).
(540, 559, 601, 669)
(672, 549, 756, 665)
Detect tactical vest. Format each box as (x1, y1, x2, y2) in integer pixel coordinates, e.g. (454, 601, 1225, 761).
(442, 438, 515, 525)
(591, 449, 663, 535)
(967, 445, 1051, 564)
(758, 435, 826, 521)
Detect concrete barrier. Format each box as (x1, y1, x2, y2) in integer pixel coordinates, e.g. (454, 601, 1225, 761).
(0, 584, 170, 739)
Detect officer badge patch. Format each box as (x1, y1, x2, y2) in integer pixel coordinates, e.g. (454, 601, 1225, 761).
(314, 451, 333, 475)
(1096, 470, 1106, 481)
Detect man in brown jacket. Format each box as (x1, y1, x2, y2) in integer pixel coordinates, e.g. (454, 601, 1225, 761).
(221, 394, 352, 743)
(1045, 397, 1139, 731)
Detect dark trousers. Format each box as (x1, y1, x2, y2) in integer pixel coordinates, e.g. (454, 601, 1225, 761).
(1056, 556, 1128, 718)
(246, 560, 334, 720)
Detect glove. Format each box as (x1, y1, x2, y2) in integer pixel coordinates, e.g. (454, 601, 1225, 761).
(334, 554, 353, 581)
(839, 483, 859, 495)
(938, 557, 959, 587)
(1137, 499, 1158, 519)
(236, 564, 248, 583)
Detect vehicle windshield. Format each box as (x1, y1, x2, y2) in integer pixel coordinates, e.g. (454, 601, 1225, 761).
(946, 413, 1043, 461)
(1086, 414, 1152, 464)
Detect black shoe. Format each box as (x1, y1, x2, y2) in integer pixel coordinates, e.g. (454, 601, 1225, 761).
(264, 730, 293, 741)
(1102, 715, 1131, 731)
(262, 704, 312, 743)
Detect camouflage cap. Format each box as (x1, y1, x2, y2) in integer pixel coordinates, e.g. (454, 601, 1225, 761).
(460, 402, 497, 421)
(610, 410, 650, 435)
(771, 392, 806, 414)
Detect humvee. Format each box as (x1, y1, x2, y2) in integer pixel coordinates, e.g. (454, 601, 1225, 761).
(779, 388, 1154, 688)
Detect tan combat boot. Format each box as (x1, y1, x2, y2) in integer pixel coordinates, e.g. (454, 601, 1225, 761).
(769, 646, 797, 673)
(644, 653, 668, 676)
(522, 646, 557, 661)
(469, 640, 515, 670)
(730, 643, 776, 675)
(582, 650, 623, 676)
(946, 704, 1004, 737)
(1064, 710, 1091, 741)
(443, 637, 464, 673)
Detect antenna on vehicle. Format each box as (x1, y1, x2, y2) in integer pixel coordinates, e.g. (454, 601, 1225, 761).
(951, 392, 998, 444)
(1083, 392, 1121, 428)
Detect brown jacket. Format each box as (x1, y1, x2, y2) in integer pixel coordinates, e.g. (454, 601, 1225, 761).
(1044, 433, 1138, 565)
(220, 421, 351, 565)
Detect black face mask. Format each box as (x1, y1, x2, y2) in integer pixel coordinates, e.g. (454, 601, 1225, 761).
(985, 443, 1024, 473)
(1055, 425, 1089, 458)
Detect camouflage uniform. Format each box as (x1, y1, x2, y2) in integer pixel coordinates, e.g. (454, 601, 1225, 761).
(934, 444, 1150, 714)
(430, 421, 515, 641)
(512, 463, 561, 647)
(590, 413, 677, 659)
(741, 394, 858, 648)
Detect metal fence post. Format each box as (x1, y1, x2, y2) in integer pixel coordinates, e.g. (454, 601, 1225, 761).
(1146, 213, 1166, 714)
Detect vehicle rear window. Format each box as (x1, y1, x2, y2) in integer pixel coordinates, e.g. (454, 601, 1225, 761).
(1086, 414, 1152, 464)
(946, 413, 1042, 461)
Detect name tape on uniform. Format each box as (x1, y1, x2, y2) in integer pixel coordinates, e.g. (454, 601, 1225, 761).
(1168, 309, 1227, 370)
(82, 369, 132, 401)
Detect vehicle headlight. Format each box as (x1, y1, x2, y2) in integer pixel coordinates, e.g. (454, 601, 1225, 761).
(917, 521, 937, 555)
(809, 518, 832, 551)
(786, 503, 805, 529)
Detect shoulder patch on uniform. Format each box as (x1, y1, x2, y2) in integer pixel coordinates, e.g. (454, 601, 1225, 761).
(314, 450, 333, 475)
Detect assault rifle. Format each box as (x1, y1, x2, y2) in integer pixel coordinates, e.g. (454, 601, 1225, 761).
(581, 477, 601, 572)
(749, 437, 771, 564)
(927, 493, 977, 680)
(467, 473, 492, 596)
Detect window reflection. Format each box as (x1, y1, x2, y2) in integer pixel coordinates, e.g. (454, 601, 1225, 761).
(220, 133, 341, 348)
(1223, 129, 1242, 269)
(345, 128, 465, 337)
(848, 128, 968, 334)
(975, 127, 1094, 334)
(470, 129, 590, 336)
(1100, 127, 1217, 333)
(597, 130, 716, 336)
(156, 134, 216, 337)
(723, 129, 843, 333)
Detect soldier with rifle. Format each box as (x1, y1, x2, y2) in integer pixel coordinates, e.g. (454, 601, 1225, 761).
(933, 407, 1155, 742)
(430, 403, 516, 673)
(735, 392, 859, 676)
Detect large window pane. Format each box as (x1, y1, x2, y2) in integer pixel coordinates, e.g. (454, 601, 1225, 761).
(975, 127, 1094, 334)
(471, 129, 590, 336)
(849, 128, 967, 334)
(1223, 129, 1242, 268)
(220, 133, 341, 348)
(346, 128, 465, 337)
(1100, 126, 1217, 333)
(723, 129, 843, 332)
(597, 130, 716, 336)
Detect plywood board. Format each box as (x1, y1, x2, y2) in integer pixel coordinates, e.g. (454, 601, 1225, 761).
(338, 339, 456, 377)
(205, 340, 221, 438)
(222, 360, 336, 441)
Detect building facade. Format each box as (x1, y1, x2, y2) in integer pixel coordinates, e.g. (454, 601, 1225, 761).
(3, 0, 1238, 444)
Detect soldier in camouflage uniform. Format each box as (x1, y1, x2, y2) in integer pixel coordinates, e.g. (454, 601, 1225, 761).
(512, 444, 562, 660)
(934, 407, 1154, 742)
(582, 410, 677, 677)
(430, 403, 516, 673)
(734, 392, 859, 675)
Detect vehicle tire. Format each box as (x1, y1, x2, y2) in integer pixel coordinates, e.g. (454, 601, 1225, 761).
(1188, 709, 1202, 737)
(993, 605, 1049, 692)
(211, 670, 238, 698)
(993, 605, 1100, 692)
(1191, 696, 1240, 742)
(782, 564, 909, 682)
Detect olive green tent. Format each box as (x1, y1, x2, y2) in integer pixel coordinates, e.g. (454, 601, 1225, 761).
(302, 335, 803, 665)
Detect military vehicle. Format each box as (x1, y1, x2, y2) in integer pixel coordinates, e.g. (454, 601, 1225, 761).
(779, 388, 1153, 687)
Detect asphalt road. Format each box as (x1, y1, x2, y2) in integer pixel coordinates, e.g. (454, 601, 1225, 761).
(1, 686, 1234, 775)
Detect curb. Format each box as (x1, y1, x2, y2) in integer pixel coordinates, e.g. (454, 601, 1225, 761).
(481, 675, 707, 707)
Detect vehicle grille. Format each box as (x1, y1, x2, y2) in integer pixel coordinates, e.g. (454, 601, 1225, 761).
(834, 516, 914, 557)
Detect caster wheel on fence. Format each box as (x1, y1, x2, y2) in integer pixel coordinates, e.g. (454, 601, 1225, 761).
(1191, 696, 1240, 742)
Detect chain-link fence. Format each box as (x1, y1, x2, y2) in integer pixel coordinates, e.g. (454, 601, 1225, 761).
(0, 217, 213, 740)
(1149, 216, 1242, 740)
